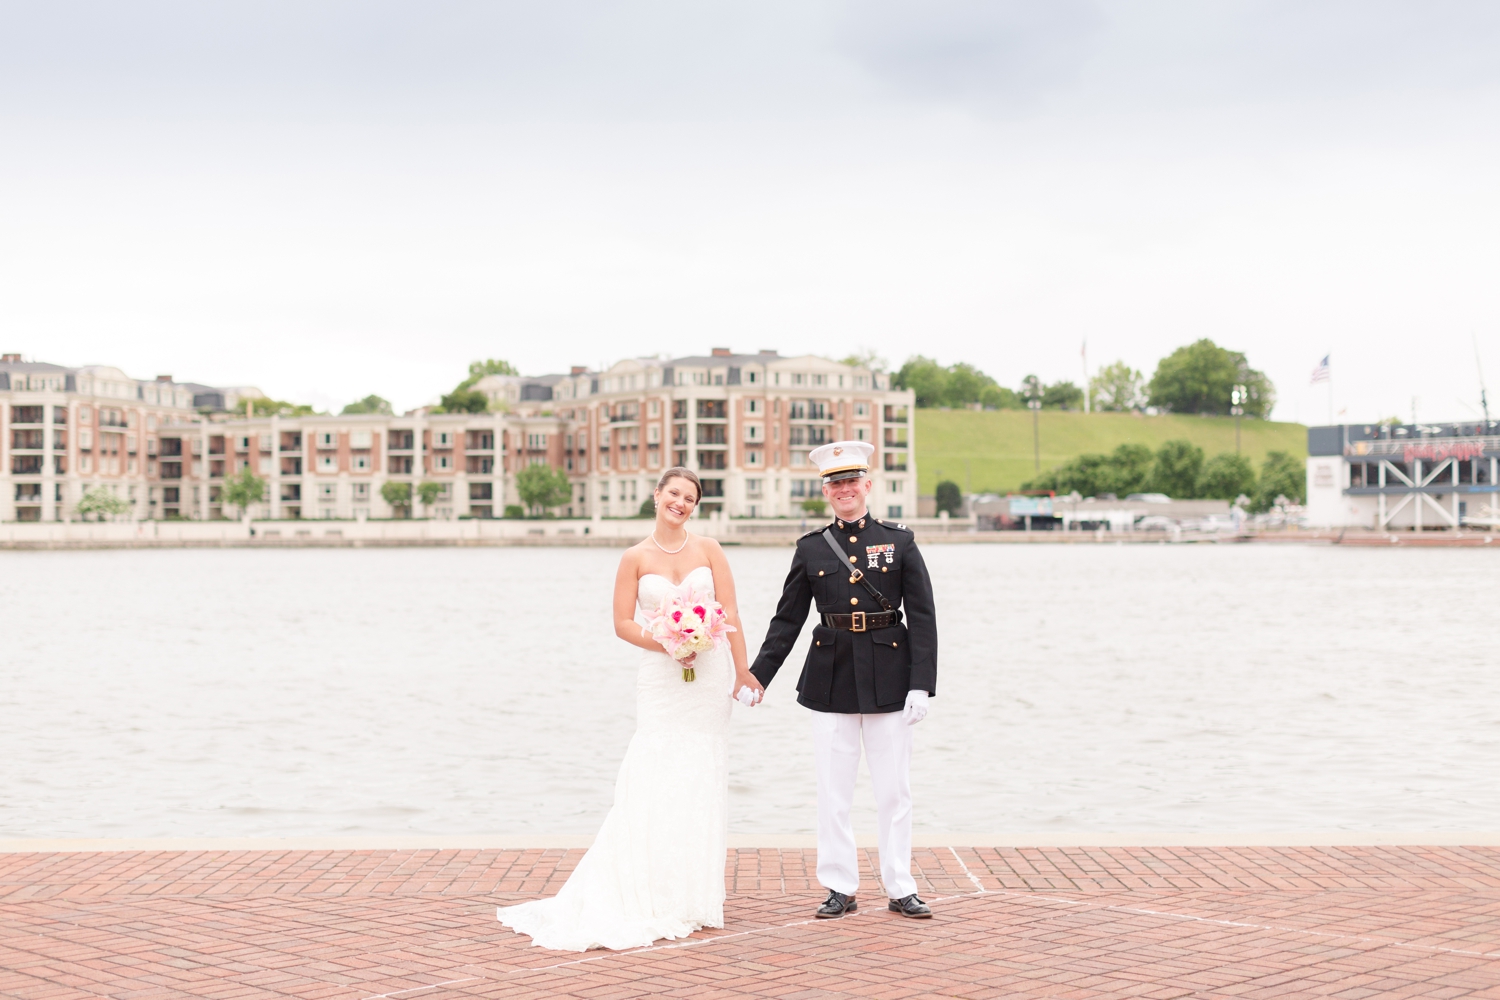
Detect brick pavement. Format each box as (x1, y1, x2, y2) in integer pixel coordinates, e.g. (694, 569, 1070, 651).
(2, 845, 1498, 999)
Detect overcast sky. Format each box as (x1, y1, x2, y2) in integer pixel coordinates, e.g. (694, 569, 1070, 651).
(3, 1, 1498, 422)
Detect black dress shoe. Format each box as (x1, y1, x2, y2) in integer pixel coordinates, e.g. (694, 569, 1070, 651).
(888, 894, 932, 918)
(815, 890, 857, 918)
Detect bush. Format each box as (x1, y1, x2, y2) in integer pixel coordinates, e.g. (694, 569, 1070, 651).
(935, 480, 963, 515)
(1196, 453, 1257, 500)
(1147, 440, 1205, 499)
(1022, 443, 1153, 497)
(1251, 451, 1304, 512)
(801, 498, 828, 516)
(638, 498, 656, 518)
(515, 463, 572, 513)
(503, 504, 526, 519)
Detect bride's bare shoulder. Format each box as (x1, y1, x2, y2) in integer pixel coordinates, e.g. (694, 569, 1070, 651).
(618, 545, 648, 573)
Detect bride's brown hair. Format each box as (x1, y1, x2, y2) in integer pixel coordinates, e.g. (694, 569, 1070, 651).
(655, 467, 702, 504)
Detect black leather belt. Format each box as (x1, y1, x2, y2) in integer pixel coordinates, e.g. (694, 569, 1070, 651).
(820, 610, 900, 632)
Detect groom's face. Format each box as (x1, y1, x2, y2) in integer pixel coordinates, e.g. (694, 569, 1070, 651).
(822, 475, 871, 520)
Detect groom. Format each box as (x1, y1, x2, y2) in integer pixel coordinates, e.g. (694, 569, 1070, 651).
(749, 440, 938, 919)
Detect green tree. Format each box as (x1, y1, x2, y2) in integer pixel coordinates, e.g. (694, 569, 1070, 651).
(247, 397, 317, 416)
(75, 487, 130, 521)
(221, 469, 266, 519)
(800, 497, 828, 516)
(515, 462, 572, 514)
(1021, 443, 1154, 497)
(840, 348, 889, 372)
(1090, 360, 1144, 411)
(934, 480, 963, 516)
(459, 358, 519, 390)
(892, 356, 950, 408)
(980, 384, 1022, 409)
(1147, 339, 1274, 417)
(637, 498, 657, 518)
(1197, 452, 1257, 500)
(1148, 439, 1206, 498)
(380, 480, 412, 517)
(438, 388, 490, 414)
(341, 394, 393, 415)
(503, 504, 525, 519)
(1251, 451, 1305, 512)
(1041, 380, 1084, 410)
(415, 481, 445, 514)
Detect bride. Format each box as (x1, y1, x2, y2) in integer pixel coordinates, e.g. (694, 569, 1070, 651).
(498, 467, 765, 952)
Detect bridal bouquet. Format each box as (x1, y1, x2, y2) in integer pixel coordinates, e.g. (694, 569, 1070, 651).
(643, 588, 736, 682)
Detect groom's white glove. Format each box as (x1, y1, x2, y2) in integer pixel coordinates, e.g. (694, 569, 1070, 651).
(902, 689, 929, 726)
(736, 685, 761, 707)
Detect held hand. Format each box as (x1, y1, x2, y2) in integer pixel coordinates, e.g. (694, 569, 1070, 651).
(734, 673, 764, 707)
(678, 651, 697, 668)
(902, 689, 929, 726)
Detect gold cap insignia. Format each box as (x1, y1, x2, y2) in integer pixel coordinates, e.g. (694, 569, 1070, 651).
(833, 447, 843, 456)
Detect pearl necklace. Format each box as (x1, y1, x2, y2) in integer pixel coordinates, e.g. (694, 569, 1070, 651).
(650, 530, 689, 554)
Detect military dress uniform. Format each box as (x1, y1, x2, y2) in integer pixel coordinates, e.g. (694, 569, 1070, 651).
(750, 441, 938, 916)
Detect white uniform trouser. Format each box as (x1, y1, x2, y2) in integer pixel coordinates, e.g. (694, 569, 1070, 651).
(811, 710, 916, 900)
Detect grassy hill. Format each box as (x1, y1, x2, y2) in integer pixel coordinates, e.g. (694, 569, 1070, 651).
(914, 410, 1307, 495)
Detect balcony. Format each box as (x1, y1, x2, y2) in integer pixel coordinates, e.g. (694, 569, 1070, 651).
(696, 400, 726, 420)
(467, 456, 494, 474)
(11, 429, 44, 449)
(10, 406, 44, 425)
(884, 428, 909, 447)
(159, 438, 184, 457)
(11, 456, 42, 474)
(697, 451, 727, 470)
(160, 461, 184, 479)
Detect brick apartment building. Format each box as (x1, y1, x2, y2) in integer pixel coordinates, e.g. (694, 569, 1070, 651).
(1, 349, 915, 522)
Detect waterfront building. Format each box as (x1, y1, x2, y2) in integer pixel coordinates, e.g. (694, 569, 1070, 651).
(2, 348, 915, 522)
(1305, 421, 1500, 529)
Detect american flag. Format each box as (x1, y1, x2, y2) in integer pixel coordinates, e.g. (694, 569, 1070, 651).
(1310, 355, 1330, 384)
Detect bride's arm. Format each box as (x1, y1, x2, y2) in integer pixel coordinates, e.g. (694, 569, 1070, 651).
(705, 539, 764, 698)
(614, 548, 670, 654)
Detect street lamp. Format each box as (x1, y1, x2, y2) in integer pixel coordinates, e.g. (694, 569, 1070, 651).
(1023, 375, 1043, 473)
(1231, 383, 1247, 455)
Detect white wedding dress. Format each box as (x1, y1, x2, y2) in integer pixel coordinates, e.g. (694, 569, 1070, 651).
(498, 565, 732, 951)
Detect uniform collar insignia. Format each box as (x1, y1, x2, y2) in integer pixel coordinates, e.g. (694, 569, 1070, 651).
(836, 519, 845, 529)
(858, 518, 865, 528)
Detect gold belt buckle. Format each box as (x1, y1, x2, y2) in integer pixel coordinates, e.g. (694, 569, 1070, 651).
(850, 611, 866, 632)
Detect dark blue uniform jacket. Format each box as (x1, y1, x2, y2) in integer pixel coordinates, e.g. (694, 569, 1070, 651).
(750, 514, 937, 714)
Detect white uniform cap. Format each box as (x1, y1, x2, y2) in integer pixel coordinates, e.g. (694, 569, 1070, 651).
(809, 440, 875, 483)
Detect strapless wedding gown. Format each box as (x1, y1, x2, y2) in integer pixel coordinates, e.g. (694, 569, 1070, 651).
(497, 565, 733, 951)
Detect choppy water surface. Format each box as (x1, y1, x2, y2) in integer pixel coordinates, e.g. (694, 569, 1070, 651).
(2, 543, 1498, 838)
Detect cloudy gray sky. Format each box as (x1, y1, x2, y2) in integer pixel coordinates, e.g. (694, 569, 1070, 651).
(3, 1, 1498, 421)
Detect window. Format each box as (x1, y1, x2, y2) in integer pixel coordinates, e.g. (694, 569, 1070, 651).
(789, 479, 820, 498)
(318, 431, 337, 448)
(436, 431, 453, 447)
(437, 454, 452, 470)
(350, 430, 372, 449)
(353, 454, 370, 471)
(884, 405, 909, 422)
(319, 483, 337, 500)
(889, 479, 905, 493)
(747, 371, 758, 384)
(854, 402, 868, 417)
(743, 424, 762, 442)
(528, 433, 548, 450)
(745, 449, 762, 467)
(647, 424, 660, 444)
(318, 455, 337, 472)
(237, 435, 251, 451)
(745, 398, 761, 414)
(887, 505, 903, 518)
(812, 374, 825, 386)
(884, 452, 907, 472)
(792, 373, 804, 386)
(745, 479, 763, 497)
(856, 426, 869, 441)
(353, 483, 369, 499)
(648, 399, 660, 417)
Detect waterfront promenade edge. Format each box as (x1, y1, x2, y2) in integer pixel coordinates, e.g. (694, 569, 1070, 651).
(3, 843, 1497, 999)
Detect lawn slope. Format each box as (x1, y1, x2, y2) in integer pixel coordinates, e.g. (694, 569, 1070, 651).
(914, 410, 1307, 494)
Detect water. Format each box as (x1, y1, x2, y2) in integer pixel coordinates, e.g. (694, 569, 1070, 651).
(2, 543, 1497, 838)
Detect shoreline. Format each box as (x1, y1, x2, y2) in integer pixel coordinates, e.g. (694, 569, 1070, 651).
(1, 529, 1495, 549)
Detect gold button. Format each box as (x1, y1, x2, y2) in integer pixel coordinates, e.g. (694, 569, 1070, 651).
(850, 597, 859, 605)
(849, 575, 858, 583)
(848, 555, 856, 563)
(815, 640, 821, 646)
(818, 570, 825, 576)
(892, 642, 897, 647)
(849, 536, 857, 543)
(881, 567, 888, 573)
